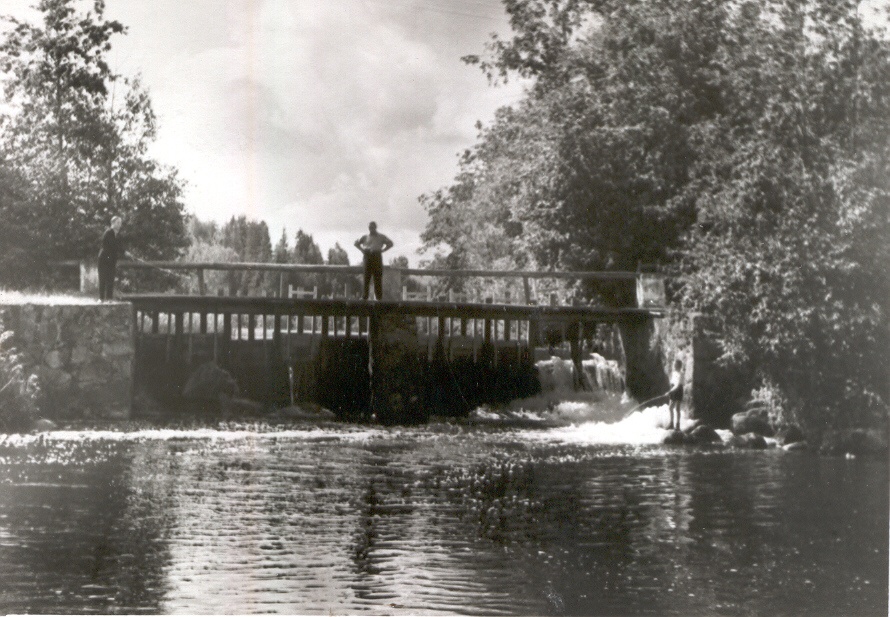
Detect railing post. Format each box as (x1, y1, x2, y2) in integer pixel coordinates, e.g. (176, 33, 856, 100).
(197, 268, 205, 295)
(484, 298, 493, 345)
(223, 312, 231, 341)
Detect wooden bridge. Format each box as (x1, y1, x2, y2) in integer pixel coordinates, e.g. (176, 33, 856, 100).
(101, 262, 668, 423)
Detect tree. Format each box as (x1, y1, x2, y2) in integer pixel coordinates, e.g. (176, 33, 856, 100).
(424, 0, 730, 304)
(220, 215, 272, 295)
(325, 242, 351, 297)
(426, 0, 889, 432)
(675, 1, 890, 434)
(0, 0, 188, 286)
(181, 216, 238, 295)
(273, 228, 289, 263)
(289, 229, 323, 292)
(0, 164, 34, 286)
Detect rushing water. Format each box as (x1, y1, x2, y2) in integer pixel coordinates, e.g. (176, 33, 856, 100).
(0, 408, 886, 616)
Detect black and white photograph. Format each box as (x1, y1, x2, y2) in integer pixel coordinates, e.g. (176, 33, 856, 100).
(0, 0, 887, 614)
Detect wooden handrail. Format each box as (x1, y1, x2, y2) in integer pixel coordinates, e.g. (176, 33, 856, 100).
(56, 259, 643, 281)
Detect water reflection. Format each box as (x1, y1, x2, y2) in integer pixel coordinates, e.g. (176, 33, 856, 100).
(0, 439, 172, 613)
(0, 428, 886, 615)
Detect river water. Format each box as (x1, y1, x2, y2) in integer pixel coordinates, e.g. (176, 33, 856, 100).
(0, 404, 886, 616)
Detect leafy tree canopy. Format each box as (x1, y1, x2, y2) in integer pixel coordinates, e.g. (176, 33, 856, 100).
(424, 0, 889, 432)
(0, 0, 188, 286)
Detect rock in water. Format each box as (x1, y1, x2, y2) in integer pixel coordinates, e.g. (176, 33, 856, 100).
(727, 432, 768, 449)
(819, 429, 888, 457)
(687, 424, 721, 445)
(663, 429, 686, 445)
(182, 362, 239, 402)
(731, 408, 774, 437)
(775, 424, 805, 446)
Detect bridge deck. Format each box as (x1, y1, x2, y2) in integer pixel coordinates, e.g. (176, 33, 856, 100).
(123, 294, 663, 338)
(124, 294, 663, 321)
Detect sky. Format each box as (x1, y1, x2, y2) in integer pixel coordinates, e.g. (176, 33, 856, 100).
(2, 0, 526, 264)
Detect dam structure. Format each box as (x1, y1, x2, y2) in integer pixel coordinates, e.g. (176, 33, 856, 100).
(114, 262, 670, 424)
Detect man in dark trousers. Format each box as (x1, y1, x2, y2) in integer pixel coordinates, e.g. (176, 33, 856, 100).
(98, 216, 123, 301)
(354, 221, 393, 300)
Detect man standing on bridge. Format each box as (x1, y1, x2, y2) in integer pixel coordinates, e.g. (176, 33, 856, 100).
(98, 216, 124, 301)
(354, 221, 393, 300)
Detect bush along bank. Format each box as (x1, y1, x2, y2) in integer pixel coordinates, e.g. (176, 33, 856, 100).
(0, 319, 53, 433)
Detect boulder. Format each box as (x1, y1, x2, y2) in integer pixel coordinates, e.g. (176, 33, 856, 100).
(775, 424, 805, 446)
(182, 362, 239, 402)
(727, 432, 768, 449)
(819, 429, 888, 457)
(662, 429, 686, 445)
(731, 408, 774, 437)
(687, 424, 722, 445)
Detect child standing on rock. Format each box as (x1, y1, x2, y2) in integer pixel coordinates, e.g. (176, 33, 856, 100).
(667, 359, 684, 430)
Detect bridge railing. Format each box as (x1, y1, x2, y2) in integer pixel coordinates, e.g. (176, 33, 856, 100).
(60, 260, 665, 309)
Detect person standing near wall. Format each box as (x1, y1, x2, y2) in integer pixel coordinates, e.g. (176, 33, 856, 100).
(354, 222, 393, 301)
(98, 216, 123, 301)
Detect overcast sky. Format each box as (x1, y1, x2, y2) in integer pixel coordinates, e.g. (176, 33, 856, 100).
(4, 0, 525, 264)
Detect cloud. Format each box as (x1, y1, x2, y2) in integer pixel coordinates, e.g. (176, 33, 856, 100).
(8, 0, 526, 263)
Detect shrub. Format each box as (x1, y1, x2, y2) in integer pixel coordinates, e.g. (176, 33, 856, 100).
(0, 324, 40, 432)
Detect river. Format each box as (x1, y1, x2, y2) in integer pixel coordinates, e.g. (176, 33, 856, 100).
(0, 405, 886, 616)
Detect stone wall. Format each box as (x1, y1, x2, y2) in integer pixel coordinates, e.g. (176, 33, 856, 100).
(0, 299, 133, 420)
